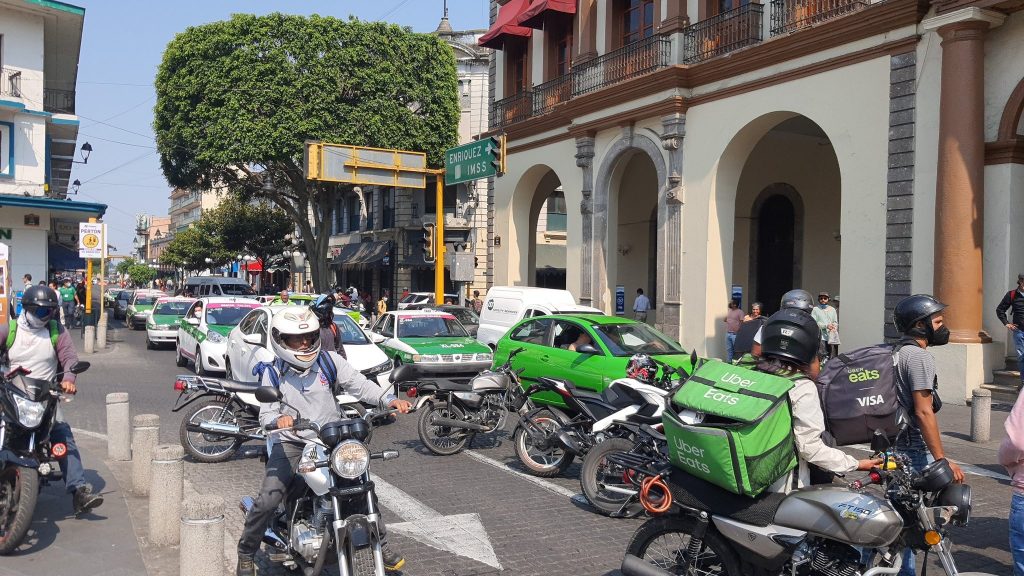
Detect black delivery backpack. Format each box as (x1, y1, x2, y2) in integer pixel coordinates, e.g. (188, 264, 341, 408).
(815, 344, 907, 445)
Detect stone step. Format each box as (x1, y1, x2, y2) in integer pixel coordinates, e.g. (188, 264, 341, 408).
(1006, 356, 1021, 372)
(982, 374, 1019, 405)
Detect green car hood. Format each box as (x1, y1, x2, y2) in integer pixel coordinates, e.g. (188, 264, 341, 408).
(404, 337, 489, 355)
(130, 304, 155, 313)
(150, 314, 182, 326)
(207, 325, 235, 337)
(650, 353, 697, 374)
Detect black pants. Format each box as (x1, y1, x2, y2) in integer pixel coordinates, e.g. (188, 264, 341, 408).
(237, 442, 387, 555)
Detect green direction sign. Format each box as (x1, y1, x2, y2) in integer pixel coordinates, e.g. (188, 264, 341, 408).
(445, 137, 501, 186)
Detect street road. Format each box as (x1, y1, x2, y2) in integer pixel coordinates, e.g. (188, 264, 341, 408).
(41, 319, 1016, 575)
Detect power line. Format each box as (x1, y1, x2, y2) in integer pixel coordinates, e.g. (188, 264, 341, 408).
(79, 151, 156, 185)
(81, 95, 155, 129)
(377, 0, 414, 21)
(78, 132, 157, 149)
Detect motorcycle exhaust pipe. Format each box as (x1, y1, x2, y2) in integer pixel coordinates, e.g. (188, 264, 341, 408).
(239, 497, 288, 551)
(429, 417, 493, 432)
(189, 421, 262, 441)
(600, 484, 639, 496)
(621, 554, 673, 576)
(556, 431, 583, 455)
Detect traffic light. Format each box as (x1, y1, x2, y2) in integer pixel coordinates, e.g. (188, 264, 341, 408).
(487, 135, 506, 176)
(422, 223, 436, 263)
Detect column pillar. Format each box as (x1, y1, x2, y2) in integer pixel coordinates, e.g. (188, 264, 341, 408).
(660, 113, 686, 341)
(575, 134, 596, 306)
(577, 0, 598, 63)
(659, 0, 689, 34)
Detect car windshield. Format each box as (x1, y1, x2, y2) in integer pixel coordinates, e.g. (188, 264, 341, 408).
(154, 301, 191, 316)
(591, 322, 686, 357)
(135, 296, 158, 306)
(334, 314, 370, 345)
(205, 304, 259, 326)
(221, 284, 256, 296)
(400, 294, 421, 304)
(398, 315, 468, 338)
(445, 307, 478, 324)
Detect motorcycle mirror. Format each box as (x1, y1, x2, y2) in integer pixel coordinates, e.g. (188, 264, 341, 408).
(576, 344, 599, 355)
(870, 429, 891, 453)
(70, 361, 90, 374)
(254, 386, 283, 403)
(389, 364, 419, 384)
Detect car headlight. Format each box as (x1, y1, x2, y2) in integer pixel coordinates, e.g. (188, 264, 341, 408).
(147, 319, 156, 328)
(475, 353, 493, 361)
(13, 395, 46, 428)
(362, 359, 394, 376)
(330, 440, 370, 479)
(413, 354, 440, 362)
(206, 330, 225, 343)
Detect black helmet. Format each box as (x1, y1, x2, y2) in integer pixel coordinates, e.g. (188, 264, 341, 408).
(780, 289, 814, 313)
(893, 294, 947, 335)
(760, 309, 821, 366)
(22, 285, 59, 323)
(626, 354, 658, 384)
(310, 294, 336, 325)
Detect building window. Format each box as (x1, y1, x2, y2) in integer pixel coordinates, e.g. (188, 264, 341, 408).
(382, 188, 395, 229)
(459, 80, 472, 110)
(364, 190, 375, 230)
(619, 0, 655, 46)
(505, 40, 528, 95)
(347, 195, 361, 233)
(425, 182, 457, 215)
(334, 198, 344, 234)
(546, 192, 567, 232)
(713, 0, 749, 15)
(548, 19, 573, 78)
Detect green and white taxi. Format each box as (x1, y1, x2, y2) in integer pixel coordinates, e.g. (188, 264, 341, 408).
(127, 290, 167, 330)
(175, 297, 261, 375)
(367, 310, 492, 377)
(146, 296, 195, 349)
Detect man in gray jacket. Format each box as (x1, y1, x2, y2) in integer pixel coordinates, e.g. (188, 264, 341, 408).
(236, 308, 410, 576)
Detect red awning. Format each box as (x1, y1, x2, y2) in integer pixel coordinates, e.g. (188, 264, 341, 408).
(479, 0, 533, 49)
(244, 259, 263, 273)
(517, 0, 577, 29)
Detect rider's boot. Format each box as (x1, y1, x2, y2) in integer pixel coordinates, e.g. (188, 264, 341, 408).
(73, 484, 103, 516)
(382, 539, 405, 572)
(237, 553, 256, 576)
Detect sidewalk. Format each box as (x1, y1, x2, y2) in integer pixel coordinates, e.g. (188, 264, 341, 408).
(0, 434, 147, 576)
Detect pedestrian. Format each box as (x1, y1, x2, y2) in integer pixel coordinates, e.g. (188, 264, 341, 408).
(401, 287, 410, 300)
(734, 301, 766, 360)
(377, 293, 387, 318)
(892, 294, 964, 576)
(22, 273, 32, 290)
(1000, 387, 1024, 576)
(743, 301, 762, 322)
(723, 299, 744, 363)
(997, 273, 1024, 388)
(58, 278, 77, 330)
(811, 291, 840, 359)
(633, 288, 651, 323)
(471, 290, 483, 314)
(304, 279, 313, 293)
(279, 289, 290, 304)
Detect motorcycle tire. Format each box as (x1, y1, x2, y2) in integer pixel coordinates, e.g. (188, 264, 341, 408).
(626, 515, 742, 576)
(417, 402, 473, 456)
(513, 409, 574, 478)
(179, 398, 244, 463)
(580, 437, 642, 516)
(0, 466, 39, 555)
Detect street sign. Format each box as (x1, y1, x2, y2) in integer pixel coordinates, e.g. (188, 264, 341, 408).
(304, 142, 427, 189)
(452, 252, 475, 283)
(79, 222, 105, 258)
(445, 136, 504, 186)
(615, 285, 625, 316)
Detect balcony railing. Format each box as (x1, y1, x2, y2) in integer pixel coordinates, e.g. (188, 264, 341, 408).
(533, 74, 573, 116)
(770, 0, 867, 35)
(1, 68, 22, 99)
(573, 35, 673, 97)
(683, 4, 763, 64)
(492, 89, 535, 129)
(44, 88, 75, 114)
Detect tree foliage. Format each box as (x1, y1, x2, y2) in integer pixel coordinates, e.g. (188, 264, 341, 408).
(115, 258, 138, 278)
(161, 224, 233, 273)
(126, 263, 157, 287)
(202, 197, 292, 274)
(154, 14, 460, 289)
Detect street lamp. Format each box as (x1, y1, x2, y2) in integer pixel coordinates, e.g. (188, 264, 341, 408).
(70, 142, 93, 165)
(71, 179, 81, 195)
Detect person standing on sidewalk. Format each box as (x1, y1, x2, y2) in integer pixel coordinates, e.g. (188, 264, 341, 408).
(811, 291, 840, 359)
(996, 273, 1024, 388)
(1000, 388, 1024, 576)
(58, 278, 77, 330)
(892, 294, 965, 576)
(633, 288, 651, 323)
(723, 299, 744, 363)
(471, 290, 484, 314)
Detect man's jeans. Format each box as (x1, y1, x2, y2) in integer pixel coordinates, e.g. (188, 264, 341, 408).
(897, 448, 933, 576)
(725, 332, 738, 363)
(49, 421, 86, 493)
(1011, 492, 1024, 576)
(62, 302, 76, 330)
(1014, 329, 1024, 384)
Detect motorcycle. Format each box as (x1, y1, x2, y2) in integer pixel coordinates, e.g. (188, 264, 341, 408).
(172, 374, 368, 463)
(239, 382, 400, 576)
(513, 358, 687, 478)
(618, 428, 992, 576)
(0, 361, 90, 554)
(402, 347, 531, 456)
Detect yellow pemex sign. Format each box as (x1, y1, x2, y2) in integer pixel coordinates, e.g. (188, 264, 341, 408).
(304, 142, 429, 189)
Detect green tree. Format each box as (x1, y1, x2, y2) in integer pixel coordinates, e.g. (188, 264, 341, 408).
(115, 258, 138, 278)
(154, 14, 460, 290)
(126, 263, 157, 287)
(202, 197, 291, 278)
(161, 224, 233, 274)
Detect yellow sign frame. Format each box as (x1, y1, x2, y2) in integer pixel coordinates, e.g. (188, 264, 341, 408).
(305, 142, 428, 189)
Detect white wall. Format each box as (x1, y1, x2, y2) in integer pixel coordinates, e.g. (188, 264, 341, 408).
(0, 113, 47, 196)
(0, 206, 50, 286)
(0, 7, 45, 104)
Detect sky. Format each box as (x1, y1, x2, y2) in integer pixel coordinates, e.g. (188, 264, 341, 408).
(66, 0, 490, 255)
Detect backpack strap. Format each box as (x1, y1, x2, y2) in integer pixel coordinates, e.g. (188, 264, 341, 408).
(1010, 289, 1017, 303)
(317, 350, 338, 386)
(252, 360, 282, 389)
(4, 321, 15, 352)
(47, 320, 60, 348)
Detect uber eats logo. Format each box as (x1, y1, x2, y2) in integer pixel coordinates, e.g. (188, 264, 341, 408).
(704, 389, 739, 405)
(847, 368, 880, 383)
(672, 438, 711, 474)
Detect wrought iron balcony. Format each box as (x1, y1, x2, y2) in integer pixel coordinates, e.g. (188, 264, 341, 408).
(491, 89, 534, 129)
(572, 35, 673, 97)
(44, 88, 75, 114)
(533, 74, 573, 116)
(770, 0, 868, 35)
(1, 68, 22, 99)
(683, 4, 764, 64)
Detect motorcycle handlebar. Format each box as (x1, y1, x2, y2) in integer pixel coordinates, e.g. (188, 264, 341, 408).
(265, 418, 314, 432)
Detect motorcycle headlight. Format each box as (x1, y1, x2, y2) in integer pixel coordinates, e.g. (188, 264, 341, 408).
(13, 395, 46, 428)
(206, 330, 225, 343)
(330, 440, 370, 479)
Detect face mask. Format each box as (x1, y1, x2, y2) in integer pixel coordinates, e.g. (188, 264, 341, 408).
(928, 324, 951, 346)
(24, 313, 48, 330)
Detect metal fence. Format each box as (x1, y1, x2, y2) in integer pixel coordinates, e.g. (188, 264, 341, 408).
(770, 0, 867, 35)
(1, 68, 22, 99)
(491, 89, 534, 129)
(44, 88, 75, 114)
(572, 35, 673, 97)
(683, 4, 764, 64)
(533, 74, 574, 117)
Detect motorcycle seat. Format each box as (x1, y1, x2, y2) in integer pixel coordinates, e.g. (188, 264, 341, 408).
(536, 376, 577, 391)
(419, 379, 474, 392)
(665, 471, 785, 528)
(219, 379, 261, 393)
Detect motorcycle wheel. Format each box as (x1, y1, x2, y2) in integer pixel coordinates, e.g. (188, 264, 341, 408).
(513, 409, 574, 478)
(179, 398, 244, 463)
(580, 437, 642, 516)
(626, 516, 742, 576)
(417, 402, 473, 456)
(0, 466, 39, 555)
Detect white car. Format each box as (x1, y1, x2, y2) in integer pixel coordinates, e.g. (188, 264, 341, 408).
(225, 306, 393, 389)
(145, 296, 195, 349)
(397, 292, 459, 310)
(175, 297, 262, 375)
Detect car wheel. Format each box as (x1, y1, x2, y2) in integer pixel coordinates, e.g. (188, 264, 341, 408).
(146, 338, 154, 350)
(195, 347, 209, 376)
(175, 342, 187, 367)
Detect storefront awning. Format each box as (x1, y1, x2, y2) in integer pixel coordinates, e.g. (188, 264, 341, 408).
(331, 241, 393, 268)
(479, 0, 533, 49)
(48, 242, 86, 272)
(517, 0, 577, 29)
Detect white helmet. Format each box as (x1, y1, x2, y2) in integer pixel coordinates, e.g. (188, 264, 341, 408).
(270, 308, 321, 371)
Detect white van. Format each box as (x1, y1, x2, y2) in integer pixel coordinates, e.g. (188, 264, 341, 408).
(476, 286, 604, 347)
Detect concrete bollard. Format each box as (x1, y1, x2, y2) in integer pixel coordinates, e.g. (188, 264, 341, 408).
(180, 495, 225, 576)
(131, 414, 160, 495)
(971, 388, 992, 443)
(83, 325, 95, 354)
(149, 444, 185, 546)
(96, 311, 108, 350)
(105, 393, 131, 461)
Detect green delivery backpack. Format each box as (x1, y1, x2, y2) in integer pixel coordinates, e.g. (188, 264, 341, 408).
(663, 359, 797, 497)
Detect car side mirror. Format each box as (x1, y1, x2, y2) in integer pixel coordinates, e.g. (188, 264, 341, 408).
(70, 361, 90, 374)
(242, 333, 262, 346)
(254, 386, 282, 403)
(369, 332, 386, 344)
(576, 344, 599, 355)
(185, 317, 200, 326)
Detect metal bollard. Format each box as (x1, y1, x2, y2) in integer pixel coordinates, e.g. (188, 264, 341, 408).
(971, 388, 992, 443)
(180, 495, 225, 576)
(105, 393, 131, 461)
(83, 325, 95, 354)
(131, 414, 160, 495)
(149, 444, 185, 546)
(96, 310, 108, 350)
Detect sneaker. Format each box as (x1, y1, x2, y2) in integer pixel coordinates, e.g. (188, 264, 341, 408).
(381, 540, 405, 572)
(237, 553, 256, 576)
(73, 484, 103, 517)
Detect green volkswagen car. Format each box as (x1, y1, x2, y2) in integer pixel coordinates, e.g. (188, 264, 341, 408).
(492, 314, 695, 406)
(146, 296, 195, 349)
(127, 290, 167, 330)
(368, 310, 492, 377)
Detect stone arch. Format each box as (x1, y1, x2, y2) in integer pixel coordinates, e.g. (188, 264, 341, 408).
(747, 183, 805, 314)
(509, 163, 571, 287)
(997, 75, 1024, 142)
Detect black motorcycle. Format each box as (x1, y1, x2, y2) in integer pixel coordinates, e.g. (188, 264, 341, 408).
(0, 361, 89, 554)
(172, 375, 264, 463)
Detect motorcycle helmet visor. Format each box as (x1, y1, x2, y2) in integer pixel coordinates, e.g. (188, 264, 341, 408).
(26, 304, 57, 321)
(281, 331, 319, 353)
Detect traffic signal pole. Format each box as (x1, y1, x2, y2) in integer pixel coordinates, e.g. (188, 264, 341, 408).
(433, 171, 446, 306)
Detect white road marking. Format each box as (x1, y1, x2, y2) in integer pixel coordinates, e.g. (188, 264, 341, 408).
(464, 449, 590, 505)
(370, 473, 502, 569)
(848, 444, 1011, 482)
(75, 428, 108, 440)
